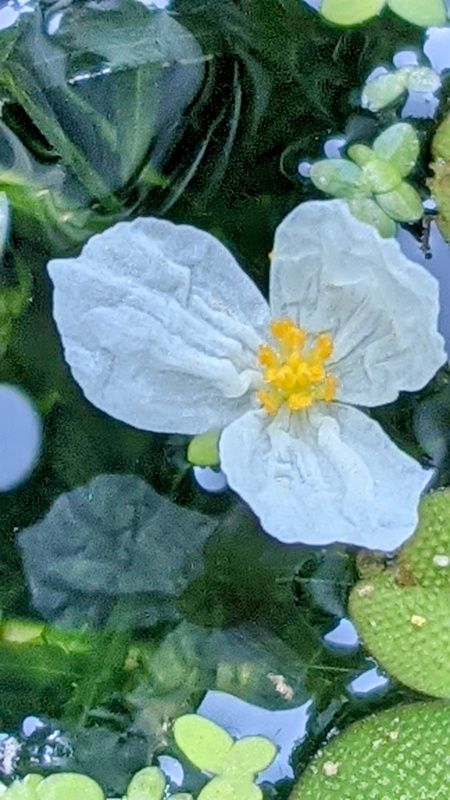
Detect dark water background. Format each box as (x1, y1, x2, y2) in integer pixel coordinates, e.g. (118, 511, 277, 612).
(1, 1, 450, 797)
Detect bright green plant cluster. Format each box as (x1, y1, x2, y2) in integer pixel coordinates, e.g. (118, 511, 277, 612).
(173, 714, 277, 800)
(428, 113, 450, 242)
(318, 0, 447, 27)
(0, 773, 104, 800)
(361, 66, 440, 113)
(349, 490, 450, 699)
(310, 123, 422, 237)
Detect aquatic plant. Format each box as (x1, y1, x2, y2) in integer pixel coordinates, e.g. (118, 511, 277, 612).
(428, 112, 450, 241)
(318, 0, 447, 27)
(47, 199, 445, 550)
(310, 123, 423, 237)
(361, 65, 440, 113)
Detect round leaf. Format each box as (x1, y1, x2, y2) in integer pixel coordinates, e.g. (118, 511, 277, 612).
(126, 767, 165, 800)
(400, 490, 450, 589)
(376, 182, 423, 222)
(362, 158, 402, 193)
(197, 777, 262, 800)
(347, 197, 396, 238)
(173, 715, 234, 774)
(223, 737, 277, 777)
(36, 774, 104, 800)
(407, 67, 441, 94)
(187, 430, 220, 467)
(387, 0, 446, 26)
(289, 703, 450, 799)
(347, 144, 375, 168)
(361, 70, 410, 112)
(320, 0, 385, 25)
(373, 123, 419, 177)
(309, 160, 367, 198)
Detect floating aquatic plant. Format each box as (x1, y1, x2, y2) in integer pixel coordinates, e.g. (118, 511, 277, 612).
(310, 123, 423, 237)
(289, 702, 450, 799)
(428, 112, 450, 241)
(349, 490, 450, 698)
(0, 773, 104, 799)
(319, 0, 447, 27)
(361, 66, 440, 114)
(47, 199, 446, 550)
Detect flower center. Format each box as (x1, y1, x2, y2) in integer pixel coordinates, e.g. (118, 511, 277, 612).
(257, 318, 337, 415)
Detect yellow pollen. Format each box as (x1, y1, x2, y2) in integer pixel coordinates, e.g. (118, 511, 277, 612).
(257, 318, 337, 415)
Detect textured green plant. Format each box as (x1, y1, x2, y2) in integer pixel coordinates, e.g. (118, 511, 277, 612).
(0, 773, 104, 799)
(289, 702, 450, 799)
(349, 490, 450, 698)
(361, 66, 440, 113)
(310, 123, 422, 237)
(428, 113, 450, 242)
(173, 714, 277, 800)
(319, 0, 447, 27)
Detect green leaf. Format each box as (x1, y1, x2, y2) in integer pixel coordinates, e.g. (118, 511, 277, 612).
(361, 70, 410, 112)
(36, 774, 104, 800)
(407, 66, 441, 93)
(126, 767, 165, 800)
(362, 158, 402, 193)
(375, 182, 423, 222)
(387, 0, 446, 26)
(223, 737, 277, 777)
(347, 144, 375, 168)
(18, 474, 217, 629)
(290, 703, 450, 799)
(173, 714, 234, 773)
(347, 197, 396, 238)
(197, 777, 262, 800)
(309, 160, 367, 198)
(320, 0, 385, 25)
(4, 776, 43, 800)
(187, 430, 221, 467)
(431, 113, 450, 162)
(373, 123, 420, 178)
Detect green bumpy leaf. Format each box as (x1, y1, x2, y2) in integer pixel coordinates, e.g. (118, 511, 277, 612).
(3, 774, 104, 800)
(373, 123, 420, 178)
(349, 490, 450, 698)
(387, 0, 446, 26)
(375, 182, 423, 222)
(126, 767, 165, 800)
(361, 158, 401, 193)
(289, 703, 450, 799)
(173, 715, 234, 773)
(428, 113, 450, 241)
(309, 160, 367, 198)
(223, 737, 277, 777)
(347, 197, 396, 238)
(320, 0, 385, 25)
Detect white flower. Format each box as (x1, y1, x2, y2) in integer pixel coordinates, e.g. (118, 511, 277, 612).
(48, 200, 446, 551)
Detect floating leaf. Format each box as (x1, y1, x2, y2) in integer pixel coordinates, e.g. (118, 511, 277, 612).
(320, 0, 385, 25)
(373, 123, 419, 178)
(375, 182, 423, 222)
(361, 158, 401, 193)
(18, 474, 217, 629)
(349, 491, 450, 698)
(173, 715, 234, 773)
(407, 66, 441, 94)
(347, 197, 396, 238)
(431, 113, 450, 162)
(197, 777, 262, 800)
(346, 144, 375, 168)
(126, 767, 165, 800)
(36, 775, 104, 800)
(187, 430, 221, 467)
(428, 113, 450, 241)
(223, 737, 277, 777)
(309, 160, 367, 198)
(361, 70, 410, 112)
(290, 703, 450, 799)
(387, 0, 447, 26)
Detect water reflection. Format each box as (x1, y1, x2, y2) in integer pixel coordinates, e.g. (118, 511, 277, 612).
(347, 667, 390, 697)
(198, 690, 312, 783)
(324, 618, 359, 651)
(0, 384, 42, 492)
(193, 466, 228, 493)
(424, 27, 450, 73)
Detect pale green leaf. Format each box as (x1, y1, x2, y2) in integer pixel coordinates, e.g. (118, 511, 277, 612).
(373, 123, 420, 177)
(310, 160, 367, 198)
(187, 430, 221, 467)
(347, 197, 396, 238)
(376, 182, 423, 223)
(36, 774, 104, 800)
(197, 777, 262, 800)
(223, 737, 277, 777)
(387, 0, 446, 26)
(407, 66, 441, 93)
(362, 158, 402, 193)
(347, 144, 375, 168)
(361, 70, 410, 112)
(173, 715, 234, 774)
(126, 767, 165, 800)
(320, 0, 385, 25)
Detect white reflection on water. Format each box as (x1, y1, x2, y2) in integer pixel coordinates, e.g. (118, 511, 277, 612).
(324, 618, 359, 650)
(347, 667, 390, 697)
(198, 690, 312, 782)
(193, 466, 228, 493)
(0, 384, 42, 491)
(424, 27, 450, 74)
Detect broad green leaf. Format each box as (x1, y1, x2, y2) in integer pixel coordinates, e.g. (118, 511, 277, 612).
(320, 0, 385, 25)
(428, 160, 450, 241)
(361, 70, 410, 112)
(362, 158, 401, 193)
(373, 123, 420, 177)
(223, 737, 277, 777)
(376, 182, 423, 222)
(347, 197, 396, 238)
(387, 0, 446, 26)
(290, 703, 450, 799)
(310, 160, 367, 198)
(126, 767, 165, 800)
(347, 144, 375, 168)
(188, 430, 221, 467)
(173, 715, 234, 773)
(5, 776, 43, 800)
(36, 774, 104, 800)
(197, 777, 262, 800)
(18, 474, 217, 628)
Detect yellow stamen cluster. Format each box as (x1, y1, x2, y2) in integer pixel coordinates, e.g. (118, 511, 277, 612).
(257, 318, 337, 415)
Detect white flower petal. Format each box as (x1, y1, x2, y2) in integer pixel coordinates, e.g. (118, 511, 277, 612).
(48, 218, 270, 434)
(220, 403, 431, 550)
(269, 200, 446, 406)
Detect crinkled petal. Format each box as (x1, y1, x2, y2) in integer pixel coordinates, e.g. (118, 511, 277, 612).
(48, 218, 270, 434)
(269, 200, 446, 406)
(220, 403, 431, 550)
